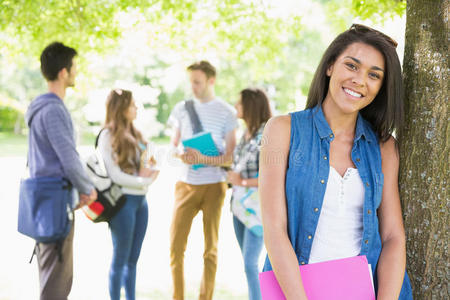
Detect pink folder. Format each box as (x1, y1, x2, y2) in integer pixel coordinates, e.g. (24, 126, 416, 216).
(259, 255, 375, 300)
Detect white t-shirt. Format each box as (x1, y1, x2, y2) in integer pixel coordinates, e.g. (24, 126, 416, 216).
(168, 98, 237, 185)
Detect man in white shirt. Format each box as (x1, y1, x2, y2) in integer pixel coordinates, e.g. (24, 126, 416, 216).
(168, 61, 237, 300)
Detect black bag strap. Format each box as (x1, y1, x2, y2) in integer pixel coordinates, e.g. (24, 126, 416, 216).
(185, 100, 203, 134)
(95, 128, 106, 149)
(29, 243, 37, 264)
(29, 240, 64, 264)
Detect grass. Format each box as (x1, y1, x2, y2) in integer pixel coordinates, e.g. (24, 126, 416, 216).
(80, 132, 171, 146)
(150, 135, 171, 145)
(0, 131, 171, 157)
(80, 131, 97, 146)
(137, 287, 248, 300)
(0, 132, 27, 156)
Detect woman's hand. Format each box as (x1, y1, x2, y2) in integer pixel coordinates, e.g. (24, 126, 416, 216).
(227, 171, 243, 186)
(139, 167, 159, 180)
(141, 150, 157, 169)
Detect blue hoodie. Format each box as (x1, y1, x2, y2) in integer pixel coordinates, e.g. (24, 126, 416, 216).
(25, 92, 93, 195)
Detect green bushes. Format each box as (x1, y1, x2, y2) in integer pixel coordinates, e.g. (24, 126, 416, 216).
(0, 106, 24, 132)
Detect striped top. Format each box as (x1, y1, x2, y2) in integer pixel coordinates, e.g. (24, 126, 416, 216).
(169, 98, 237, 185)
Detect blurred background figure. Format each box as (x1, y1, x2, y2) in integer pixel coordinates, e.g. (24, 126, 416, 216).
(227, 88, 272, 300)
(98, 89, 158, 300)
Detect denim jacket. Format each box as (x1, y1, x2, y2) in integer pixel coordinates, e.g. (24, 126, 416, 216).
(263, 106, 412, 299)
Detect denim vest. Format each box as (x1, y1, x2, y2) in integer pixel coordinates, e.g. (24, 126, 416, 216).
(263, 106, 412, 299)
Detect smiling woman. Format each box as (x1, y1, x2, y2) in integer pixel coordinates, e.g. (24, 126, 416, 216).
(259, 24, 413, 300)
(324, 42, 385, 117)
(305, 24, 404, 143)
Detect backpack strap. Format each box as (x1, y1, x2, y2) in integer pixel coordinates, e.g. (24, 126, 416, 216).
(185, 100, 204, 134)
(95, 128, 106, 149)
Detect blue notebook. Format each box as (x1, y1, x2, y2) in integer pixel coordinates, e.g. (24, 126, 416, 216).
(182, 132, 219, 170)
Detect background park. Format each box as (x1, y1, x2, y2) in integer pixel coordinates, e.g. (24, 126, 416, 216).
(0, 0, 447, 299)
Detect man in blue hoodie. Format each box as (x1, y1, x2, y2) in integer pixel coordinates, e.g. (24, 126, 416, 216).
(25, 42, 97, 300)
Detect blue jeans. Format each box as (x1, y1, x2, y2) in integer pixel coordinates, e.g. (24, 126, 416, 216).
(109, 194, 148, 300)
(233, 216, 263, 300)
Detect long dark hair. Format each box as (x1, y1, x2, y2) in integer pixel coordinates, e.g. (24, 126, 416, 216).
(105, 89, 145, 174)
(306, 25, 403, 142)
(240, 88, 272, 137)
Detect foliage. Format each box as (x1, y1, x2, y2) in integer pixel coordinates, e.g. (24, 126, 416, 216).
(0, 56, 45, 104)
(351, 0, 406, 22)
(0, 1, 300, 61)
(0, 0, 154, 58)
(0, 0, 323, 113)
(0, 106, 23, 131)
(133, 61, 186, 128)
(0, 0, 407, 136)
(321, 0, 405, 31)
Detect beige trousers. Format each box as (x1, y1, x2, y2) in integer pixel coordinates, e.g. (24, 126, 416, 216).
(170, 181, 227, 300)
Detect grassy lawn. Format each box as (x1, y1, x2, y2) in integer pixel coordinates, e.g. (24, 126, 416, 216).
(137, 288, 248, 300)
(0, 132, 27, 156)
(0, 132, 171, 157)
(149, 135, 171, 145)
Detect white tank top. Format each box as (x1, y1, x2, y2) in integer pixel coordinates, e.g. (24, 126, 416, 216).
(308, 166, 365, 264)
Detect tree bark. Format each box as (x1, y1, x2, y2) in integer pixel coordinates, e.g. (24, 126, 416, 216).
(400, 0, 449, 299)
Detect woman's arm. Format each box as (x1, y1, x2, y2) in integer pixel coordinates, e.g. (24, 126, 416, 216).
(376, 137, 406, 299)
(259, 115, 308, 300)
(98, 130, 154, 188)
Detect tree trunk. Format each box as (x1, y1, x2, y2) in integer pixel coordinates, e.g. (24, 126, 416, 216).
(400, 0, 449, 299)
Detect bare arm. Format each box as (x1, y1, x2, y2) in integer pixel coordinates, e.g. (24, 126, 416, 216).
(259, 115, 308, 300)
(376, 137, 406, 299)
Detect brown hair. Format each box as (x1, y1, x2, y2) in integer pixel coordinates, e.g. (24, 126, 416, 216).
(187, 60, 216, 78)
(240, 88, 272, 137)
(306, 24, 403, 142)
(104, 89, 145, 174)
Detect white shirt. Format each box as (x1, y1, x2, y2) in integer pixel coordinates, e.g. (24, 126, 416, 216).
(97, 129, 153, 195)
(308, 166, 365, 264)
(168, 98, 237, 185)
